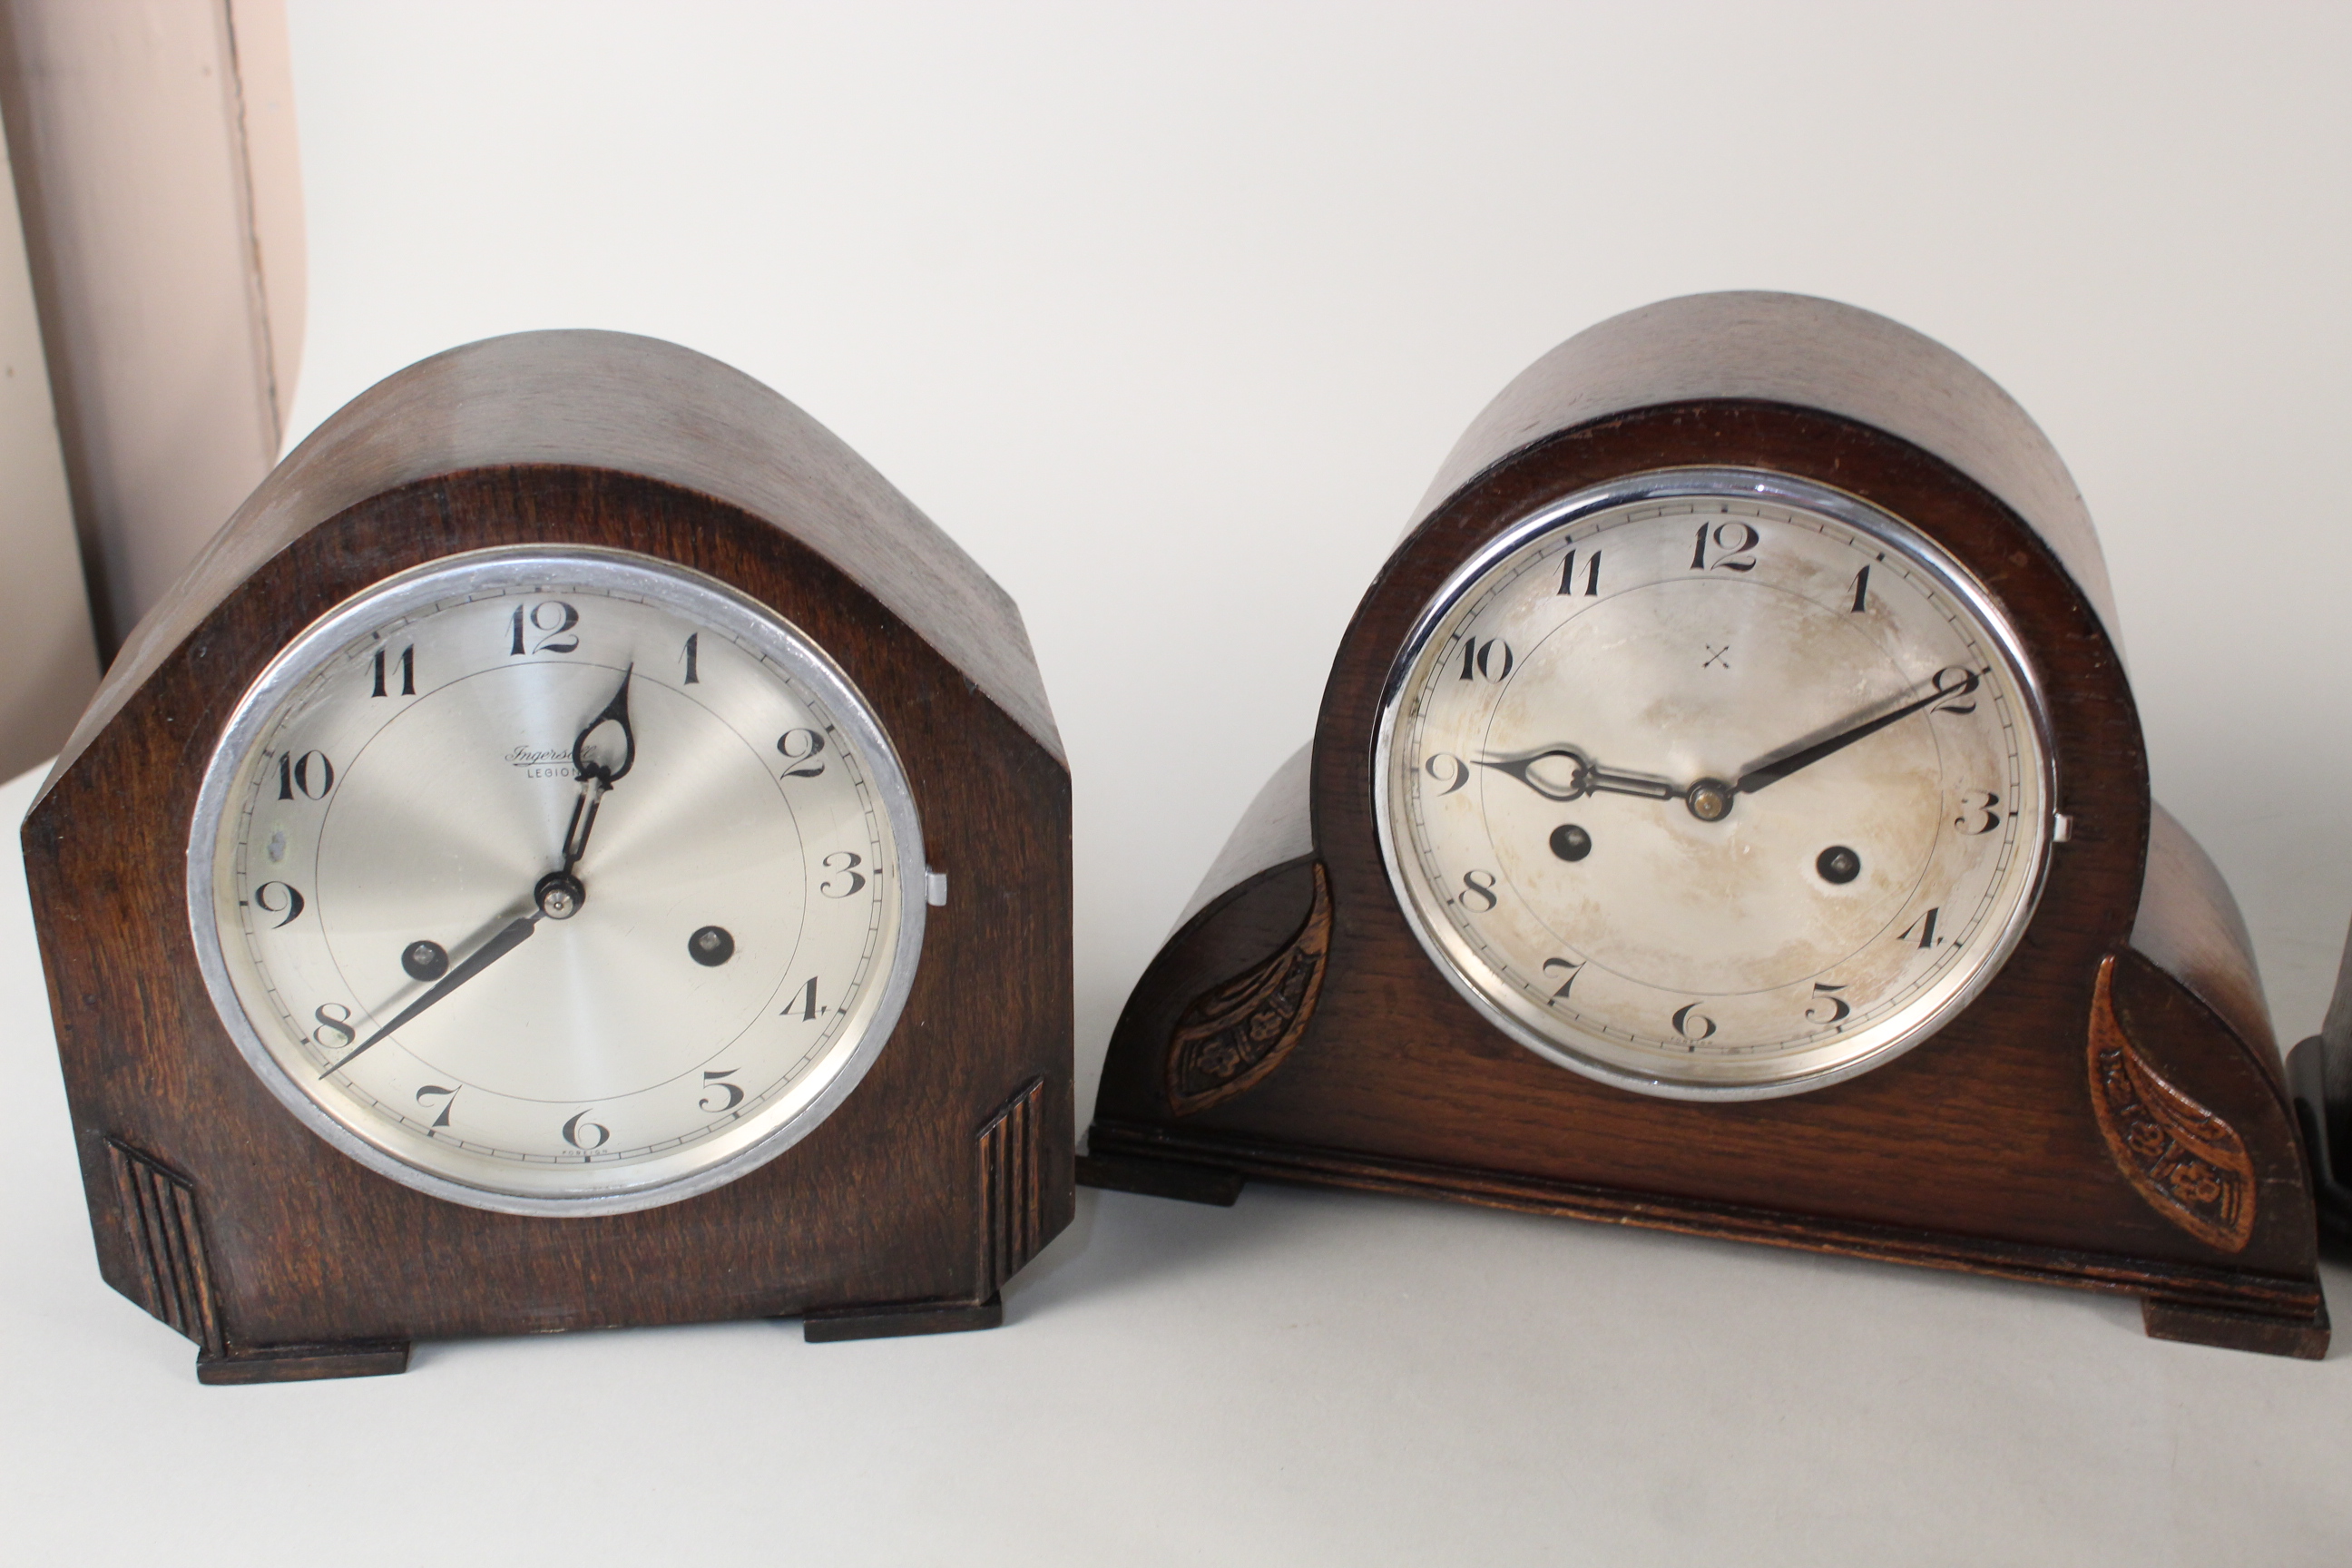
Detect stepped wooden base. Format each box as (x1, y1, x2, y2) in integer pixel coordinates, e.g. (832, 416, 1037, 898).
(1076, 1152, 1244, 1207)
(2142, 1295, 2329, 1359)
(1088, 1119, 2330, 1358)
(196, 1338, 412, 1385)
(183, 1298, 1016, 1376)
(801, 1294, 1004, 1343)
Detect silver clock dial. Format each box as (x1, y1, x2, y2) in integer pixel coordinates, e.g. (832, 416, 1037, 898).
(190, 547, 926, 1214)
(1375, 470, 2054, 1100)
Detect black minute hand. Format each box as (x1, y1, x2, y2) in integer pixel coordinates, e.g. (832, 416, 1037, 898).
(1732, 668, 1981, 798)
(321, 912, 543, 1077)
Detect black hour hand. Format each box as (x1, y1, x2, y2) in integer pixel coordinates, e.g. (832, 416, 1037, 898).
(573, 665, 636, 786)
(561, 666, 636, 873)
(1476, 746, 1679, 803)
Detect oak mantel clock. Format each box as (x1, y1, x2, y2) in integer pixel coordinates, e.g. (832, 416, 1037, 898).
(1083, 291, 2328, 1357)
(25, 330, 1073, 1383)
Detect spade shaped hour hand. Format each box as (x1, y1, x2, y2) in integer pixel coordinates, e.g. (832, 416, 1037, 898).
(319, 667, 643, 1080)
(1475, 746, 1681, 803)
(559, 665, 636, 875)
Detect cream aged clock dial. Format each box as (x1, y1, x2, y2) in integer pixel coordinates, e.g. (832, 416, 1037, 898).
(191, 546, 926, 1214)
(1085, 292, 2327, 1358)
(1376, 470, 2053, 1099)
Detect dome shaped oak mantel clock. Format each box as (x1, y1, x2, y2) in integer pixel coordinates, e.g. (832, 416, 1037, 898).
(25, 331, 1072, 1382)
(1083, 292, 2327, 1357)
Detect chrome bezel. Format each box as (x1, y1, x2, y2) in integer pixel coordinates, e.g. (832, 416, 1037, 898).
(1370, 467, 2057, 1102)
(187, 545, 927, 1215)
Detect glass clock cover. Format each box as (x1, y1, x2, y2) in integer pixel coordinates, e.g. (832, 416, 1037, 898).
(1376, 469, 2054, 1099)
(189, 546, 927, 1214)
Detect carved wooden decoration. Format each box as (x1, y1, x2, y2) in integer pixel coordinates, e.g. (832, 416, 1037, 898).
(1166, 864, 1331, 1116)
(1083, 293, 2327, 1357)
(2088, 956, 2255, 1253)
(27, 332, 1074, 1380)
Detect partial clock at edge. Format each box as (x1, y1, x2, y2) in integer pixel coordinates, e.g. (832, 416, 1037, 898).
(1082, 290, 2328, 1357)
(24, 330, 1073, 1382)
(2287, 916, 2352, 1253)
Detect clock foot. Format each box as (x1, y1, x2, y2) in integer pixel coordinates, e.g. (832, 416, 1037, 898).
(2140, 1295, 2329, 1360)
(801, 1294, 1003, 1343)
(1075, 1149, 1244, 1207)
(195, 1338, 412, 1385)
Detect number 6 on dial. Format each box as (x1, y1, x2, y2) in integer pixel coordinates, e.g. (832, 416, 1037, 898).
(1083, 290, 2328, 1360)
(25, 329, 1076, 1381)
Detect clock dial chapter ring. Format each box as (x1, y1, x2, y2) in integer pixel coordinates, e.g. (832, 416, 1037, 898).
(186, 545, 929, 1217)
(1370, 468, 2057, 1102)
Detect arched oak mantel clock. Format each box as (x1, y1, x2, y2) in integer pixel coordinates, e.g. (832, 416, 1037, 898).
(24, 330, 1072, 1382)
(1083, 291, 2327, 1357)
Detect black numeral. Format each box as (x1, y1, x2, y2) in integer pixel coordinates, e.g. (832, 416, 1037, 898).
(1456, 638, 1514, 681)
(1930, 665, 1982, 715)
(1955, 790, 2002, 835)
(1542, 956, 1583, 1003)
(1558, 547, 1602, 597)
(1671, 1002, 1718, 1041)
(252, 881, 306, 928)
(1424, 754, 1469, 795)
(778, 728, 827, 778)
(562, 1110, 611, 1151)
(1690, 519, 1760, 572)
(782, 976, 819, 1020)
(371, 644, 415, 697)
(1900, 907, 1944, 949)
(509, 601, 581, 655)
(1849, 566, 1870, 613)
(416, 1083, 458, 1129)
(311, 1003, 356, 1051)
(277, 750, 335, 800)
(700, 1069, 744, 1112)
(1458, 869, 1498, 913)
(681, 632, 700, 685)
(1807, 982, 1851, 1025)
(819, 851, 867, 898)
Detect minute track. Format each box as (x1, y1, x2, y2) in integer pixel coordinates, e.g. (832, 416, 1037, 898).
(1379, 468, 2051, 1097)
(200, 547, 922, 1208)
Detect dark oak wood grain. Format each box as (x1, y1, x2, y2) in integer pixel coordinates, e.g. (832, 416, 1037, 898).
(25, 332, 1074, 1380)
(1089, 293, 2325, 1357)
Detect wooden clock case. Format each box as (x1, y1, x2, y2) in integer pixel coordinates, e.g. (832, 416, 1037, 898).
(24, 331, 1073, 1382)
(1083, 292, 2328, 1357)
(2287, 918, 2352, 1255)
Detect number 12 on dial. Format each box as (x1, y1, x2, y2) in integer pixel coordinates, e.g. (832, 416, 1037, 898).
(191, 547, 928, 1214)
(1377, 470, 2053, 1100)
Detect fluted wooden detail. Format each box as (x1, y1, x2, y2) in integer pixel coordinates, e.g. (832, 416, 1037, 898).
(978, 1077, 1046, 1296)
(104, 1137, 223, 1356)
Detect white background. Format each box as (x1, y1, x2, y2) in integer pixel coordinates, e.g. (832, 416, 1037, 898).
(10, 4, 2352, 1561)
